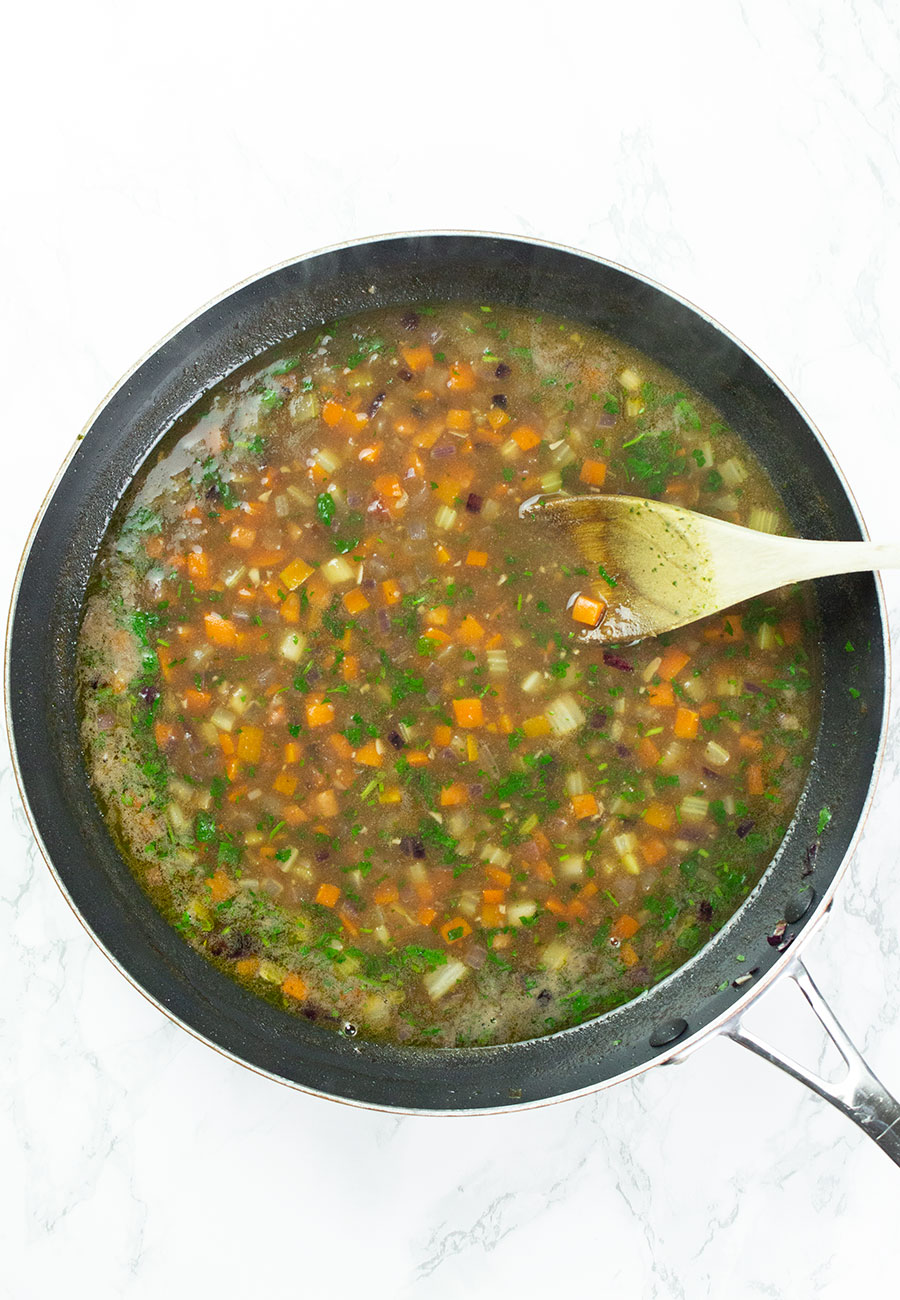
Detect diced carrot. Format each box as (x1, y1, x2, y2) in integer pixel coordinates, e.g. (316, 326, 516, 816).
(446, 361, 476, 391)
(739, 733, 764, 753)
(249, 549, 284, 571)
(465, 550, 488, 567)
(381, 578, 402, 605)
(422, 627, 451, 647)
(447, 408, 473, 430)
(780, 620, 801, 646)
(544, 897, 568, 917)
(154, 721, 177, 748)
(184, 688, 211, 714)
(700, 702, 719, 719)
(452, 698, 483, 728)
(379, 787, 402, 804)
(458, 614, 484, 644)
(579, 459, 608, 487)
(204, 611, 241, 648)
(402, 345, 434, 373)
(658, 648, 691, 681)
(358, 442, 383, 465)
(511, 424, 541, 451)
(703, 617, 743, 643)
(620, 942, 640, 967)
(643, 802, 674, 832)
(434, 543, 451, 563)
(235, 957, 259, 978)
(428, 604, 450, 627)
(306, 696, 335, 728)
(486, 407, 511, 431)
(647, 681, 675, 708)
(746, 763, 765, 796)
(355, 740, 383, 767)
(571, 792, 599, 820)
(481, 902, 505, 928)
(321, 400, 345, 427)
(218, 731, 234, 756)
(343, 587, 370, 615)
(405, 750, 430, 766)
(236, 725, 263, 764)
(637, 737, 661, 768)
(279, 590, 301, 623)
(144, 536, 164, 559)
(315, 882, 340, 908)
(523, 715, 551, 739)
(486, 866, 512, 887)
(373, 473, 405, 506)
(284, 742, 302, 764)
(571, 593, 607, 627)
(279, 558, 314, 591)
(282, 804, 307, 826)
(610, 913, 640, 941)
(673, 707, 699, 740)
(374, 880, 399, 906)
(229, 523, 257, 550)
(342, 654, 359, 682)
(440, 783, 468, 807)
(466, 734, 478, 762)
(418, 906, 437, 927)
(282, 973, 308, 1000)
(329, 732, 353, 760)
(440, 916, 473, 943)
(225, 756, 241, 783)
(640, 837, 668, 866)
(272, 769, 297, 798)
(341, 409, 369, 436)
(206, 869, 235, 904)
(578, 881, 599, 901)
(186, 551, 210, 587)
(433, 724, 453, 747)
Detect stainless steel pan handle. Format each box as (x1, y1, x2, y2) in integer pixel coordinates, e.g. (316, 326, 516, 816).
(725, 956, 900, 1165)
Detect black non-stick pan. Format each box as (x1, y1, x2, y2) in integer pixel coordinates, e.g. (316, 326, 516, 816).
(6, 233, 897, 1159)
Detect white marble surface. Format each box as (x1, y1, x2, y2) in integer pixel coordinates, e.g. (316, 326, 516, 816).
(3, 1, 900, 1295)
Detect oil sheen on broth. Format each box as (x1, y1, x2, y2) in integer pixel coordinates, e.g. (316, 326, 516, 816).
(77, 305, 818, 1047)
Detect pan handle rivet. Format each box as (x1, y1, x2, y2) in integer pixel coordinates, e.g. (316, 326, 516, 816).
(649, 1018, 688, 1048)
(784, 887, 817, 925)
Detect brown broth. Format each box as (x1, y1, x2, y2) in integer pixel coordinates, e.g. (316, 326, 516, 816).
(77, 304, 818, 1046)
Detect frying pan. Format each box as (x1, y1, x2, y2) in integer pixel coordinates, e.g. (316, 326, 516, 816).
(7, 232, 899, 1158)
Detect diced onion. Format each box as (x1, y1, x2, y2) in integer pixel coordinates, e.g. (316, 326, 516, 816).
(521, 670, 544, 694)
(507, 900, 538, 925)
(545, 692, 585, 737)
(280, 631, 307, 662)
(321, 555, 354, 584)
(558, 854, 584, 880)
(565, 771, 586, 796)
(211, 708, 236, 732)
(540, 941, 571, 972)
(424, 959, 468, 1000)
(719, 457, 748, 488)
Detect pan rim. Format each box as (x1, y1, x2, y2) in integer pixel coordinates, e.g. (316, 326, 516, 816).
(5, 229, 890, 1114)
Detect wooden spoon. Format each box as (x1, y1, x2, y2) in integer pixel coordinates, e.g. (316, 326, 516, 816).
(522, 493, 899, 643)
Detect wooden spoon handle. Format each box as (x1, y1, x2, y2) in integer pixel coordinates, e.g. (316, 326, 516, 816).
(749, 538, 900, 586)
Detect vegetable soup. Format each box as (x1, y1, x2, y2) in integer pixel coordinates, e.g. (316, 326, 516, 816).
(77, 304, 818, 1046)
